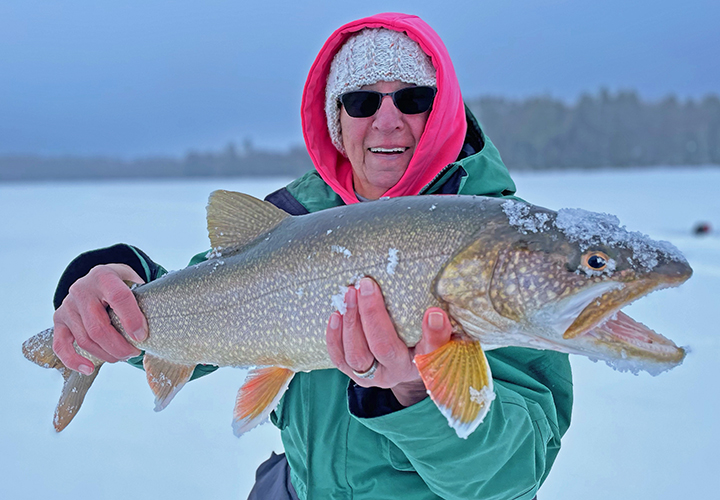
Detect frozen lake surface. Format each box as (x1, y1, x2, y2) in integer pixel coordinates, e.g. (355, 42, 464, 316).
(2, 168, 718, 499)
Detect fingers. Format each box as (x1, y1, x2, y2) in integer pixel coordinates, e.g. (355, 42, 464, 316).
(52, 264, 145, 373)
(326, 278, 415, 388)
(326, 311, 351, 373)
(341, 287, 376, 373)
(102, 264, 149, 342)
(356, 278, 408, 367)
(52, 321, 95, 375)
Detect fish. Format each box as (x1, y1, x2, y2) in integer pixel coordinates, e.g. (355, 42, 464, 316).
(22, 191, 692, 438)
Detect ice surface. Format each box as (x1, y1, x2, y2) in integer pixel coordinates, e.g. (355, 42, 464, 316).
(3, 171, 718, 500)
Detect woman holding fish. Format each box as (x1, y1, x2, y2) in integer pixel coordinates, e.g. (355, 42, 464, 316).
(51, 13, 572, 499)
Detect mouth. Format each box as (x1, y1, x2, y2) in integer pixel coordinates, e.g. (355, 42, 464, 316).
(368, 147, 409, 155)
(585, 311, 686, 373)
(546, 272, 690, 373)
(563, 270, 690, 340)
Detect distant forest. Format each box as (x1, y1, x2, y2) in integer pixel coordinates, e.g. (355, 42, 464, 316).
(2, 89, 718, 182)
(466, 89, 720, 169)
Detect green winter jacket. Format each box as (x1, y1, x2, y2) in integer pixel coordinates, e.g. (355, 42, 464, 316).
(262, 133, 573, 500)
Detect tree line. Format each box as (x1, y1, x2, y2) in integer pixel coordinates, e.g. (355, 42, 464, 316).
(467, 89, 720, 170)
(1, 89, 718, 182)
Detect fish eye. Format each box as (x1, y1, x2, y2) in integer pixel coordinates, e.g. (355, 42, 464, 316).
(583, 251, 609, 270)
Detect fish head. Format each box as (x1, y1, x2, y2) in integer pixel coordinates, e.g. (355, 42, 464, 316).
(437, 200, 692, 375)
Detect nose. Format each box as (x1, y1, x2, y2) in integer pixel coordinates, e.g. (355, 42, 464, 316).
(372, 95, 404, 132)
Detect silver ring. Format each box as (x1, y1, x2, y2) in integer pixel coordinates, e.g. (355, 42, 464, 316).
(352, 359, 379, 379)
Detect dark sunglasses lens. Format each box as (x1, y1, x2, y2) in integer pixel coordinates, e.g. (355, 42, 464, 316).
(341, 91, 381, 118)
(394, 87, 436, 114)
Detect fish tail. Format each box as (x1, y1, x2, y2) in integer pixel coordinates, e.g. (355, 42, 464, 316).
(22, 328, 102, 432)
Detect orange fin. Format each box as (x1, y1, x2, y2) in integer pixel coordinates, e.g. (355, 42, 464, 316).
(22, 328, 103, 432)
(233, 366, 294, 437)
(143, 354, 195, 411)
(414, 339, 495, 439)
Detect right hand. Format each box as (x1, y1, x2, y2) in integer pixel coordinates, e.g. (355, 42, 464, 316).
(53, 263, 148, 375)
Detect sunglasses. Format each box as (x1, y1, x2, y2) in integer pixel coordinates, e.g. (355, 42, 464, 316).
(338, 86, 437, 118)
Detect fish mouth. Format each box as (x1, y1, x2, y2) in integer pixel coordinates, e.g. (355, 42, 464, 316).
(563, 263, 691, 340)
(549, 262, 692, 372)
(584, 311, 686, 373)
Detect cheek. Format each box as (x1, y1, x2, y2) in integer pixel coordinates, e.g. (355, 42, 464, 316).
(408, 113, 430, 142)
(340, 115, 371, 155)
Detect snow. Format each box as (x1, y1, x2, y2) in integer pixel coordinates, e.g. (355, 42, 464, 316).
(502, 199, 551, 233)
(331, 286, 348, 314)
(330, 245, 352, 258)
(555, 207, 687, 271)
(2, 168, 719, 499)
(386, 248, 399, 275)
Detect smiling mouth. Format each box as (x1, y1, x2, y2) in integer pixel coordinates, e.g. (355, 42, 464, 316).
(368, 147, 409, 154)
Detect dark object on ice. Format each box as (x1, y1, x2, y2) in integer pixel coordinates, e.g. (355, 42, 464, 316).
(693, 222, 712, 235)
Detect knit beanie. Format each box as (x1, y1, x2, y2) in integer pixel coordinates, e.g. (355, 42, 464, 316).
(325, 28, 437, 155)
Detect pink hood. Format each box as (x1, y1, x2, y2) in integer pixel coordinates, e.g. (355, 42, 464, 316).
(301, 13, 467, 204)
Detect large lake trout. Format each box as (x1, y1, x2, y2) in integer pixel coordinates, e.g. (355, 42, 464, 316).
(23, 191, 692, 438)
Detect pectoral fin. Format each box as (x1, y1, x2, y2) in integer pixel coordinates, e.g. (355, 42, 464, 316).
(233, 366, 294, 437)
(143, 354, 196, 411)
(414, 339, 495, 439)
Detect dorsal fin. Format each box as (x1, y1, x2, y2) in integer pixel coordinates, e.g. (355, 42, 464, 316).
(206, 190, 290, 258)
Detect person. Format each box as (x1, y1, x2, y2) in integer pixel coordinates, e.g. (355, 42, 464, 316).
(51, 13, 572, 500)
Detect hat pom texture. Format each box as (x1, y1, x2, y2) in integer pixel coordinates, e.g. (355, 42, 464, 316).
(325, 28, 437, 155)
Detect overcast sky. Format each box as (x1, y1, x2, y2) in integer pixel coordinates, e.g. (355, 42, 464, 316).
(1, 0, 718, 157)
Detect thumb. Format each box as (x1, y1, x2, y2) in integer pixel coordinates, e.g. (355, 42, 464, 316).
(414, 308, 452, 357)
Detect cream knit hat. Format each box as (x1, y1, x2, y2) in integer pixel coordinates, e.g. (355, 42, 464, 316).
(325, 28, 437, 155)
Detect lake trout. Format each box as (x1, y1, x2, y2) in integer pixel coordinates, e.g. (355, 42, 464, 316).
(23, 191, 692, 438)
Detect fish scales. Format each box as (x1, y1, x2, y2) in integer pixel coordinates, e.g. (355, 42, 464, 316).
(117, 196, 493, 370)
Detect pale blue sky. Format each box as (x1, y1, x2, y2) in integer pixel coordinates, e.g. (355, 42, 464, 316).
(1, 0, 717, 157)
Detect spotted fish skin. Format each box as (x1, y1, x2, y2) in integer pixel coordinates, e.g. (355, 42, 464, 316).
(23, 192, 692, 437)
(118, 195, 496, 370)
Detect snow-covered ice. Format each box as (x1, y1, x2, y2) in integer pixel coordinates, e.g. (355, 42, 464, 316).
(1, 168, 718, 499)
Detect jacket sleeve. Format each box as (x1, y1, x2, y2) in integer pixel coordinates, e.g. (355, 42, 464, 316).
(52, 244, 218, 380)
(53, 243, 166, 309)
(351, 348, 572, 500)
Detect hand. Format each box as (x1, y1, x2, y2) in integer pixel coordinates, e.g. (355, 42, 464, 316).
(326, 277, 452, 407)
(53, 263, 148, 375)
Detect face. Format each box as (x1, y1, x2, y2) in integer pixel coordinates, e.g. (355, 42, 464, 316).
(340, 81, 430, 200)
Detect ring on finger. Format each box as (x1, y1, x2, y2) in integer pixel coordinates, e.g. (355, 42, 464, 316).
(352, 358, 379, 380)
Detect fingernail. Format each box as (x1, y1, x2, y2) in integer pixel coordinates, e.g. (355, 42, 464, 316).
(428, 311, 444, 330)
(130, 329, 147, 342)
(329, 313, 340, 330)
(346, 287, 357, 307)
(78, 364, 94, 376)
(359, 278, 374, 296)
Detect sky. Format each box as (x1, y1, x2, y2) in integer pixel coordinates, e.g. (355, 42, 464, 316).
(1, 0, 718, 158)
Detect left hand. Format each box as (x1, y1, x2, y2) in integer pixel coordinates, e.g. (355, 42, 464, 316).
(326, 277, 452, 407)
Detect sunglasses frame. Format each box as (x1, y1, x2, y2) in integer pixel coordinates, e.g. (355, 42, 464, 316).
(338, 86, 437, 118)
